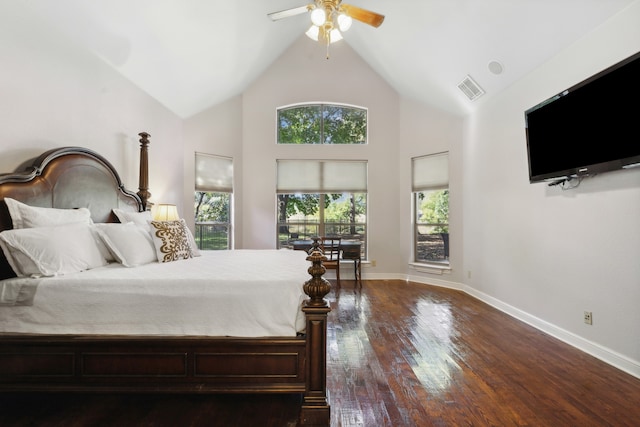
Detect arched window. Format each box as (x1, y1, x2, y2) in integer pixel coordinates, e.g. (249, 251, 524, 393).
(277, 103, 367, 144)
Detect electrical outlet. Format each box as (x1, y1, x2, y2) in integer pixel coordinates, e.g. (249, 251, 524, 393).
(584, 311, 593, 325)
(467, 270, 472, 279)
(371, 260, 376, 267)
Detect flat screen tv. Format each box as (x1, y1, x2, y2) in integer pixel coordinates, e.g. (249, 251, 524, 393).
(525, 50, 640, 184)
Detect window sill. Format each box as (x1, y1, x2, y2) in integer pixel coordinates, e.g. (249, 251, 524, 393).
(409, 262, 451, 275)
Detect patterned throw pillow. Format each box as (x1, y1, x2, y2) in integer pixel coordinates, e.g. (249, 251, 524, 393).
(149, 219, 193, 263)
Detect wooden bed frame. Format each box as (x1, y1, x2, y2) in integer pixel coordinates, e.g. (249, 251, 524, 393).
(0, 134, 331, 426)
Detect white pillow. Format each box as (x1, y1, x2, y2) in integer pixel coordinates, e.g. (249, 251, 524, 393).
(89, 224, 122, 263)
(94, 222, 157, 267)
(0, 223, 108, 277)
(149, 219, 193, 263)
(4, 197, 92, 229)
(112, 208, 152, 226)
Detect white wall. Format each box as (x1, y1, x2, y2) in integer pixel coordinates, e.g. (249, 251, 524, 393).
(397, 97, 465, 285)
(241, 36, 401, 276)
(0, 4, 182, 207)
(184, 36, 462, 278)
(462, 1, 640, 375)
(183, 96, 243, 242)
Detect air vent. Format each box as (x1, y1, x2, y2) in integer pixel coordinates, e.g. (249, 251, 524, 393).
(458, 75, 485, 101)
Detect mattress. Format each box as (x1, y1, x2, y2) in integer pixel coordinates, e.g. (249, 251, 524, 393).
(0, 249, 310, 337)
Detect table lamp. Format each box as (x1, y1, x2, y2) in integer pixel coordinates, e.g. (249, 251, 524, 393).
(152, 204, 179, 221)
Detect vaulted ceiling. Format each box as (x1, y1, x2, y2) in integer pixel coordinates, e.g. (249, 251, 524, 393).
(15, 0, 635, 118)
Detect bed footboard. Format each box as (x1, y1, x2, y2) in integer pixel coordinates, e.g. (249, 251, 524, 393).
(0, 336, 307, 394)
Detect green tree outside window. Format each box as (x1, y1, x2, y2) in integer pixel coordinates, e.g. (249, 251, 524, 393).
(278, 104, 366, 144)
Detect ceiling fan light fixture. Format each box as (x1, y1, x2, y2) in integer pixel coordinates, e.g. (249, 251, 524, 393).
(307, 24, 341, 45)
(310, 7, 326, 26)
(329, 28, 343, 43)
(305, 25, 320, 41)
(268, 1, 385, 58)
(337, 13, 352, 32)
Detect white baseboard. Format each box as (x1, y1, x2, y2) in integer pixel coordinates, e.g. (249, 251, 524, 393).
(463, 285, 640, 379)
(359, 274, 640, 379)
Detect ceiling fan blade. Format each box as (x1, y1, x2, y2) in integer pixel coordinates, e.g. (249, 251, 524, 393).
(268, 5, 311, 21)
(341, 4, 385, 28)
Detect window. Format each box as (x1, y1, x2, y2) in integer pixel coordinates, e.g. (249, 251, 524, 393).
(412, 152, 449, 265)
(277, 103, 367, 144)
(276, 160, 367, 259)
(194, 153, 233, 250)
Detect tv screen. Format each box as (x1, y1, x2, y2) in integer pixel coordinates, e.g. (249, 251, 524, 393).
(525, 51, 640, 183)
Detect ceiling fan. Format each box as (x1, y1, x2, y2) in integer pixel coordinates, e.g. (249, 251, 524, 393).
(268, 1, 384, 55)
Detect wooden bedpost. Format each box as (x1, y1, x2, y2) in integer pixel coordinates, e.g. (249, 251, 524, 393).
(300, 249, 332, 426)
(137, 132, 151, 211)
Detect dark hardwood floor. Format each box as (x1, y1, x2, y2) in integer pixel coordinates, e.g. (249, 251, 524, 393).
(1, 280, 639, 426)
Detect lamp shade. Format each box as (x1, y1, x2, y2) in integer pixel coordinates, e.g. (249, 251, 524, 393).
(152, 204, 179, 221)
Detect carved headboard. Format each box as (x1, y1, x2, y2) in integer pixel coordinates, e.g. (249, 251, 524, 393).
(0, 139, 149, 280)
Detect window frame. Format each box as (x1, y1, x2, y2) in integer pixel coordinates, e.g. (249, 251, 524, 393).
(276, 192, 368, 260)
(194, 153, 233, 250)
(276, 103, 368, 145)
(276, 159, 368, 260)
(412, 152, 450, 266)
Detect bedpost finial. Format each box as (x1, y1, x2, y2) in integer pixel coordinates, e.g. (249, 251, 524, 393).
(138, 132, 151, 145)
(303, 250, 331, 307)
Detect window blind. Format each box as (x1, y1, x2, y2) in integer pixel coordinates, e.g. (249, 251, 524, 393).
(412, 152, 449, 191)
(195, 153, 233, 193)
(277, 160, 367, 193)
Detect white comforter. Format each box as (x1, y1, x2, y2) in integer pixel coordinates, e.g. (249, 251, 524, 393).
(0, 250, 310, 337)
